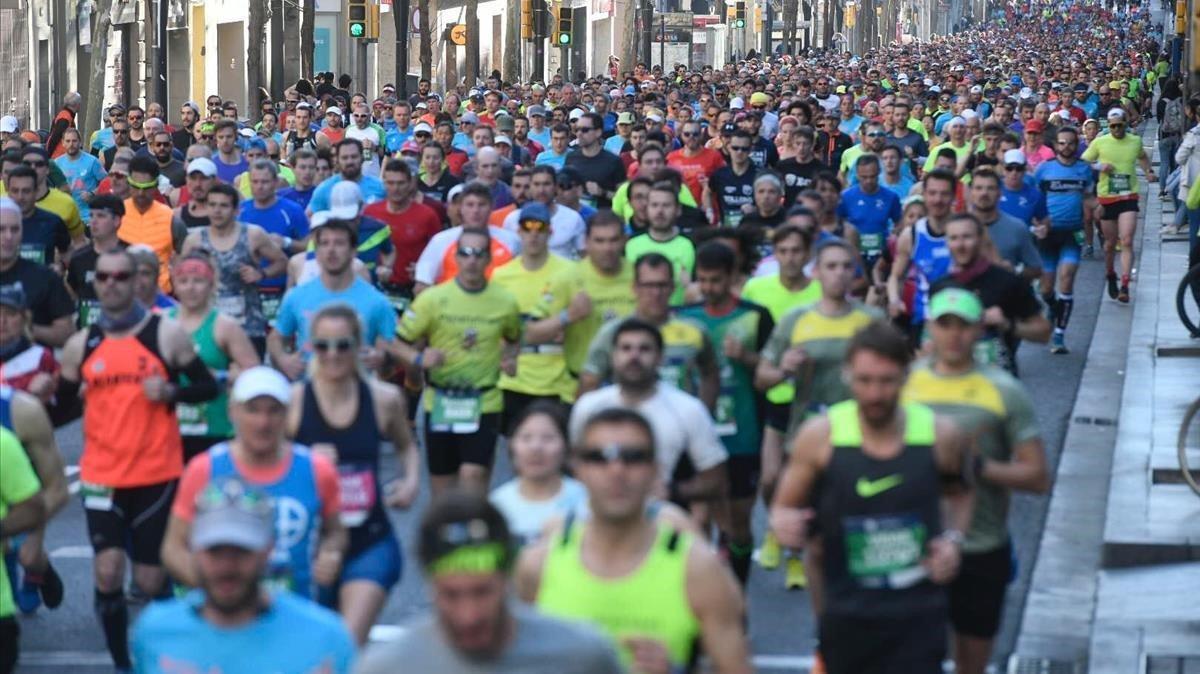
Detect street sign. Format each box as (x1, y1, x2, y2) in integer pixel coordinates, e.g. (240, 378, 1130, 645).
(450, 23, 467, 45)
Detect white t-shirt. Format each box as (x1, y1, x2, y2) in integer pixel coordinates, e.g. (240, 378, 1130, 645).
(489, 477, 590, 545)
(345, 125, 384, 178)
(568, 384, 728, 483)
(502, 203, 587, 260)
(413, 225, 523, 286)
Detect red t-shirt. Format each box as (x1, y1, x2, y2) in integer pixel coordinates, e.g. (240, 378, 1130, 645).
(172, 447, 340, 522)
(667, 147, 726, 203)
(363, 200, 443, 287)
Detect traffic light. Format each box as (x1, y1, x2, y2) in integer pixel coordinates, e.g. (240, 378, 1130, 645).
(367, 1, 380, 40)
(347, 0, 368, 38)
(522, 0, 534, 39)
(557, 5, 572, 46)
(734, 0, 746, 28)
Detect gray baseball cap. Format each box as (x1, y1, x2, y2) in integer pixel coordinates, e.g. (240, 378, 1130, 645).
(190, 478, 275, 551)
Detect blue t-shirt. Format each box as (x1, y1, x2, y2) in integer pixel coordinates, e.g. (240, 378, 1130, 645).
(240, 198, 311, 289)
(1034, 159, 1094, 229)
(603, 134, 628, 155)
(998, 182, 1048, 227)
(535, 149, 568, 169)
(839, 115, 866, 139)
(279, 186, 316, 211)
(385, 127, 413, 154)
(214, 155, 250, 184)
(307, 174, 386, 213)
(131, 590, 355, 674)
(837, 185, 902, 257)
(528, 127, 552, 147)
(55, 153, 107, 222)
(276, 277, 395, 358)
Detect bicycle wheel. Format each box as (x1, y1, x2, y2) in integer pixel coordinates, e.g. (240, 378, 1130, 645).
(1176, 263, 1200, 338)
(1178, 398, 1200, 497)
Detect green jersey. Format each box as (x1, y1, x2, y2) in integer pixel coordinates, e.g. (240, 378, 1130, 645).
(492, 255, 577, 401)
(168, 308, 233, 439)
(903, 362, 1041, 553)
(1, 427, 41, 619)
(398, 279, 523, 414)
(677, 299, 774, 455)
(1081, 132, 1144, 200)
(625, 232, 695, 306)
(537, 258, 638, 381)
(741, 274, 823, 405)
(760, 303, 882, 438)
(582, 314, 717, 396)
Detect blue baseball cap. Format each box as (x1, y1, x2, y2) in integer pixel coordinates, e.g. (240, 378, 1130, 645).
(246, 137, 268, 152)
(518, 202, 552, 227)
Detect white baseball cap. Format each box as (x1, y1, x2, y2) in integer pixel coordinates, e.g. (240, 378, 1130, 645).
(231, 366, 291, 404)
(327, 180, 364, 220)
(0, 116, 17, 134)
(1106, 108, 1127, 122)
(186, 157, 218, 178)
(414, 122, 434, 135)
(1003, 149, 1027, 165)
(494, 135, 512, 146)
(568, 108, 585, 121)
(326, 106, 343, 116)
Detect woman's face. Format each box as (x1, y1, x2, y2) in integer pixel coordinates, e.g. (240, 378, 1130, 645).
(172, 270, 213, 310)
(511, 413, 566, 482)
(311, 316, 359, 380)
(901, 203, 926, 227)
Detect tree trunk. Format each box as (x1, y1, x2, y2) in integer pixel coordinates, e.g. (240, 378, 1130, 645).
(464, 0, 479, 86)
(504, 0, 519, 82)
(284, 0, 301, 85)
(270, 0, 286, 98)
(620, 0, 636, 68)
(444, 24, 459, 89)
(83, 0, 115, 140)
(394, 0, 408, 93)
(419, 0, 433, 79)
(302, 0, 316, 79)
(783, 0, 797, 54)
(247, 0, 269, 110)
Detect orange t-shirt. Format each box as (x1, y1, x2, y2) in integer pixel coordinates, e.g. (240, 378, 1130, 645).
(488, 203, 518, 227)
(171, 447, 340, 522)
(119, 199, 176, 292)
(80, 321, 184, 488)
(437, 237, 515, 284)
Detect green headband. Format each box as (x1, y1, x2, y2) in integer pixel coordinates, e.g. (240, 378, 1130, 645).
(128, 178, 158, 190)
(427, 542, 508, 577)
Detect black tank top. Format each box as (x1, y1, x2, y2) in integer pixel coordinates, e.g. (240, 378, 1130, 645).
(814, 399, 945, 619)
(294, 379, 391, 555)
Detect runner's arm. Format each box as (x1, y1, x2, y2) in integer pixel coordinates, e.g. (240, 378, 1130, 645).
(161, 321, 220, 404)
(1012, 311, 1051, 343)
(513, 541, 549, 602)
(11, 392, 68, 517)
(250, 226, 289, 278)
(980, 436, 1050, 493)
(687, 545, 753, 674)
(381, 384, 421, 509)
(51, 330, 87, 424)
(160, 514, 199, 587)
(1139, 149, 1157, 180)
(214, 314, 262, 374)
(886, 227, 914, 314)
(932, 416, 974, 532)
(0, 492, 44, 541)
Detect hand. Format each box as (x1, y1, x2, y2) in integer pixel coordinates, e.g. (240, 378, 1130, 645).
(420, 347, 445, 370)
(982, 306, 1009, 331)
(142, 376, 173, 403)
(501, 351, 518, 376)
(238, 264, 263, 284)
(723, 333, 746, 362)
(780, 345, 808, 375)
(1147, 171, 1158, 182)
(1033, 222, 1049, 239)
(277, 351, 307, 380)
(375, 264, 393, 283)
(768, 505, 815, 549)
(620, 637, 672, 674)
(310, 442, 339, 464)
(923, 535, 962, 584)
(312, 548, 343, 587)
(567, 291, 592, 322)
(585, 181, 604, 196)
(360, 346, 385, 371)
(741, 203, 756, 214)
(697, 173, 709, 188)
(1097, 162, 1113, 174)
(384, 477, 419, 509)
(26, 372, 57, 404)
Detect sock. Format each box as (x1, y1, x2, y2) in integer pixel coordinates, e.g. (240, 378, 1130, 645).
(1044, 292, 1059, 322)
(95, 588, 131, 669)
(1055, 293, 1074, 331)
(727, 541, 754, 587)
(1121, 274, 1131, 287)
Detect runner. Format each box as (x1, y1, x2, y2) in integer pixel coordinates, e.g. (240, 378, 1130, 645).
(288, 303, 420, 644)
(135, 478, 356, 674)
(519, 406, 751, 674)
(161, 365, 346, 600)
(903, 287, 1049, 674)
(770, 320, 973, 674)
(362, 159, 442, 310)
(887, 169, 957, 343)
(57, 249, 219, 671)
(167, 251, 260, 462)
(0, 426, 47, 673)
(756, 239, 882, 589)
(63, 195, 126, 328)
(395, 227, 523, 496)
(1081, 108, 1156, 303)
(625, 183, 697, 305)
(237, 158, 311, 323)
(356, 491, 622, 674)
(678, 242, 774, 586)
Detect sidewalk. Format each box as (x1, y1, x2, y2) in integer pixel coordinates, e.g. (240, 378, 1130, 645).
(1011, 122, 1200, 673)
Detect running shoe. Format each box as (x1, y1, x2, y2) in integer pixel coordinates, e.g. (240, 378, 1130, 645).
(1084, 244, 1095, 258)
(758, 530, 782, 570)
(1107, 273, 1119, 299)
(1050, 332, 1069, 354)
(784, 557, 807, 590)
(35, 562, 64, 609)
(14, 576, 41, 614)
(1118, 283, 1130, 303)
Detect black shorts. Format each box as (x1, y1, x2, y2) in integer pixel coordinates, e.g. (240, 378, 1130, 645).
(1101, 199, 1139, 220)
(501, 390, 567, 436)
(0, 617, 17, 674)
(181, 435, 226, 465)
(819, 608, 947, 674)
(726, 453, 761, 500)
(83, 479, 178, 565)
(949, 541, 1014, 639)
(765, 401, 791, 433)
(424, 412, 501, 476)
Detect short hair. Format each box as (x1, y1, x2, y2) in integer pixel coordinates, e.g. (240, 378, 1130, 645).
(529, 164, 556, 181)
(637, 142, 666, 162)
(695, 240, 736, 274)
(249, 158, 278, 178)
(213, 119, 239, 135)
(585, 209, 624, 236)
(845, 320, 912, 367)
(206, 182, 240, 205)
(612, 316, 664, 354)
(577, 406, 656, 450)
(934, 147, 958, 163)
(814, 238, 856, 262)
(633, 251, 674, 282)
(421, 142, 446, 158)
(4, 165, 36, 187)
(923, 168, 957, 191)
(969, 167, 1000, 187)
(417, 489, 514, 573)
(945, 211, 984, 234)
(88, 194, 125, 216)
(292, 147, 318, 164)
(754, 172, 783, 191)
(550, 123, 572, 136)
(855, 154, 881, 172)
(879, 144, 903, 158)
(458, 226, 491, 249)
(460, 181, 494, 205)
(335, 137, 364, 155)
(507, 400, 569, 443)
(773, 223, 814, 249)
(126, 244, 161, 272)
(383, 158, 413, 176)
(814, 170, 841, 191)
(128, 155, 160, 178)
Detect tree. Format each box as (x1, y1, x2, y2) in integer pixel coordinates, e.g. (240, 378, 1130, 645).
(247, 0, 269, 110)
(83, 0, 115, 141)
(284, 0, 302, 84)
(464, 0, 479, 86)
(419, 0, 433, 80)
(270, 0, 286, 98)
(782, 0, 798, 54)
(302, 0, 316, 79)
(504, 0, 520, 82)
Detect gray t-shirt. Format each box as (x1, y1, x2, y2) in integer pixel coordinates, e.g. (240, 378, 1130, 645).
(986, 212, 1042, 272)
(354, 604, 622, 674)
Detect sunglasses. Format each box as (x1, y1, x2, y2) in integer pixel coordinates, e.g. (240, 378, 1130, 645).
(114, 129, 130, 135)
(456, 245, 488, 258)
(22, 160, 46, 168)
(576, 126, 596, 132)
(577, 444, 655, 466)
(1109, 123, 1125, 129)
(313, 337, 356, 353)
(519, 219, 550, 232)
(128, 115, 144, 121)
(94, 270, 134, 283)
(200, 134, 214, 141)
(1004, 164, 1025, 171)
(729, 145, 751, 152)
(866, 131, 887, 137)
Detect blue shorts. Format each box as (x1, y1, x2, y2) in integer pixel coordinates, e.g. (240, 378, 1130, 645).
(1038, 228, 1082, 269)
(318, 534, 402, 607)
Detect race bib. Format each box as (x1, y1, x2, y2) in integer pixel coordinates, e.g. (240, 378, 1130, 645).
(1109, 173, 1132, 193)
(715, 393, 737, 436)
(215, 293, 247, 322)
(176, 402, 208, 436)
(722, 211, 745, 228)
(79, 299, 102, 327)
(261, 293, 283, 326)
(81, 482, 115, 511)
(430, 389, 482, 433)
(19, 244, 45, 265)
(338, 468, 378, 528)
(1073, 230, 1086, 246)
(974, 337, 1001, 367)
(859, 232, 884, 255)
(843, 513, 928, 589)
(658, 362, 685, 390)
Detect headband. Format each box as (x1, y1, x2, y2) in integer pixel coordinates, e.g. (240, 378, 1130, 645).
(174, 258, 215, 280)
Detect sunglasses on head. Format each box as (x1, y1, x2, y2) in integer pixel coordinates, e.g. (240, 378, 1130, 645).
(94, 270, 133, 283)
(577, 444, 655, 466)
(313, 337, 356, 353)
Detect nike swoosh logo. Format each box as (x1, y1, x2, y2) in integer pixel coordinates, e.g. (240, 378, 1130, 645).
(856, 474, 904, 498)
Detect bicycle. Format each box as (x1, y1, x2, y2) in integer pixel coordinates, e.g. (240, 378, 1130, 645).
(1178, 397, 1200, 497)
(1175, 262, 1200, 338)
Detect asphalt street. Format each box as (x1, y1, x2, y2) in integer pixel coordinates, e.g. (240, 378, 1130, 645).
(14, 254, 1108, 673)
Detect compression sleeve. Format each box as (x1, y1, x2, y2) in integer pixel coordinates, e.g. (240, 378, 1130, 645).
(169, 357, 220, 404)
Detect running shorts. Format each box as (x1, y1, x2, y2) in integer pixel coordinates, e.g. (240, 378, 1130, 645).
(83, 479, 178, 565)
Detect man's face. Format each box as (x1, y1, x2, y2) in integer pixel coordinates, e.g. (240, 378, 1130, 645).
(574, 420, 658, 521)
(249, 168, 277, 203)
(969, 177, 999, 212)
(316, 228, 355, 274)
(529, 172, 555, 204)
(924, 178, 953, 218)
(681, 122, 703, 151)
(129, 170, 159, 209)
(550, 131, 569, 154)
(774, 232, 808, 279)
(455, 232, 491, 280)
(517, 217, 550, 255)
(0, 303, 26, 343)
(815, 247, 855, 297)
(945, 219, 981, 267)
(151, 135, 173, 162)
(0, 213, 20, 263)
(325, 111, 342, 128)
(435, 125, 454, 147)
(930, 314, 980, 365)
(206, 193, 236, 227)
(646, 190, 678, 229)
(196, 544, 268, 615)
(846, 350, 906, 428)
(7, 176, 36, 213)
(395, 106, 412, 128)
(432, 573, 509, 658)
(294, 108, 312, 130)
(337, 146, 363, 178)
(382, 169, 414, 204)
(1056, 132, 1078, 159)
(459, 195, 492, 227)
(891, 106, 908, 128)
(473, 127, 494, 149)
(216, 128, 237, 154)
(612, 328, 662, 390)
(94, 254, 137, 311)
(696, 265, 732, 304)
(856, 161, 880, 193)
(476, 154, 500, 182)
(63, 132, 81, 156)
(291, 157, 316, 188)
(127, 110, 145, 129)
(634, 263, 673, 316)
(816, 180, 840, 213)
(179, 106, 197, 128)
(585, 222, 624, 271)
(575, 118, 600, 148)
(514, 118, 529, 140)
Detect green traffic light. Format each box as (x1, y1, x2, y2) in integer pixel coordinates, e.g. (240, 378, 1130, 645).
(350, 22, 365, 37)
(558, 33, 571, 45)
(734, 18, 745, 27)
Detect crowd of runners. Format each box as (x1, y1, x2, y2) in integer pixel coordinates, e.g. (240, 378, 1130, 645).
(0, 0, 1179, 671)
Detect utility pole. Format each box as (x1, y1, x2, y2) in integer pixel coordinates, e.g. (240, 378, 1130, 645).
(156, 0, 168, 105)
(396, 0, 411, 96)
(271, 0, 285, 98)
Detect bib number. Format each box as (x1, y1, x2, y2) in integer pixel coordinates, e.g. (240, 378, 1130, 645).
(1109, 173, 1132, 193)
(859, 232, 884, 255)
(261, 293, 283, 325)
(338, 468, 378, 528)
(215, 293, 247, 322)
(843, 513, 928, 589)
(176, 402, 209, 436)
(79, 299, 102, 327)
(19, 245, 45, 265)
(715, 393, 737, 436)
(81, 483, 115, 511)
(1073, 230, 1086, 246)
(430, 389, 482, 433)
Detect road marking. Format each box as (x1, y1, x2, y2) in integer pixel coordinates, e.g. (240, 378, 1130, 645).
(66, 464, 80, 495)
(17, 651, 114, 666)
(49, 545, 94, 559)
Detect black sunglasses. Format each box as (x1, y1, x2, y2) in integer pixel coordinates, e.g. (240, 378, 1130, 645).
(313, 338, 356, 353)
(95, 270, 134, 283)
(577, 445, 655, 466)
(456, 245, 488, 258)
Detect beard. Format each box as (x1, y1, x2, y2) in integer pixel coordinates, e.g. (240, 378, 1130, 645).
(859, 397, 899, 430)
(201, 572, 260, 615)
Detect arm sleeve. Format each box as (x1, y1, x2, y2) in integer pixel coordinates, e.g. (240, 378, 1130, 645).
(171, 355, 220, 404)
(170, 454, 212, 522)
(311, 453, 342, 519)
